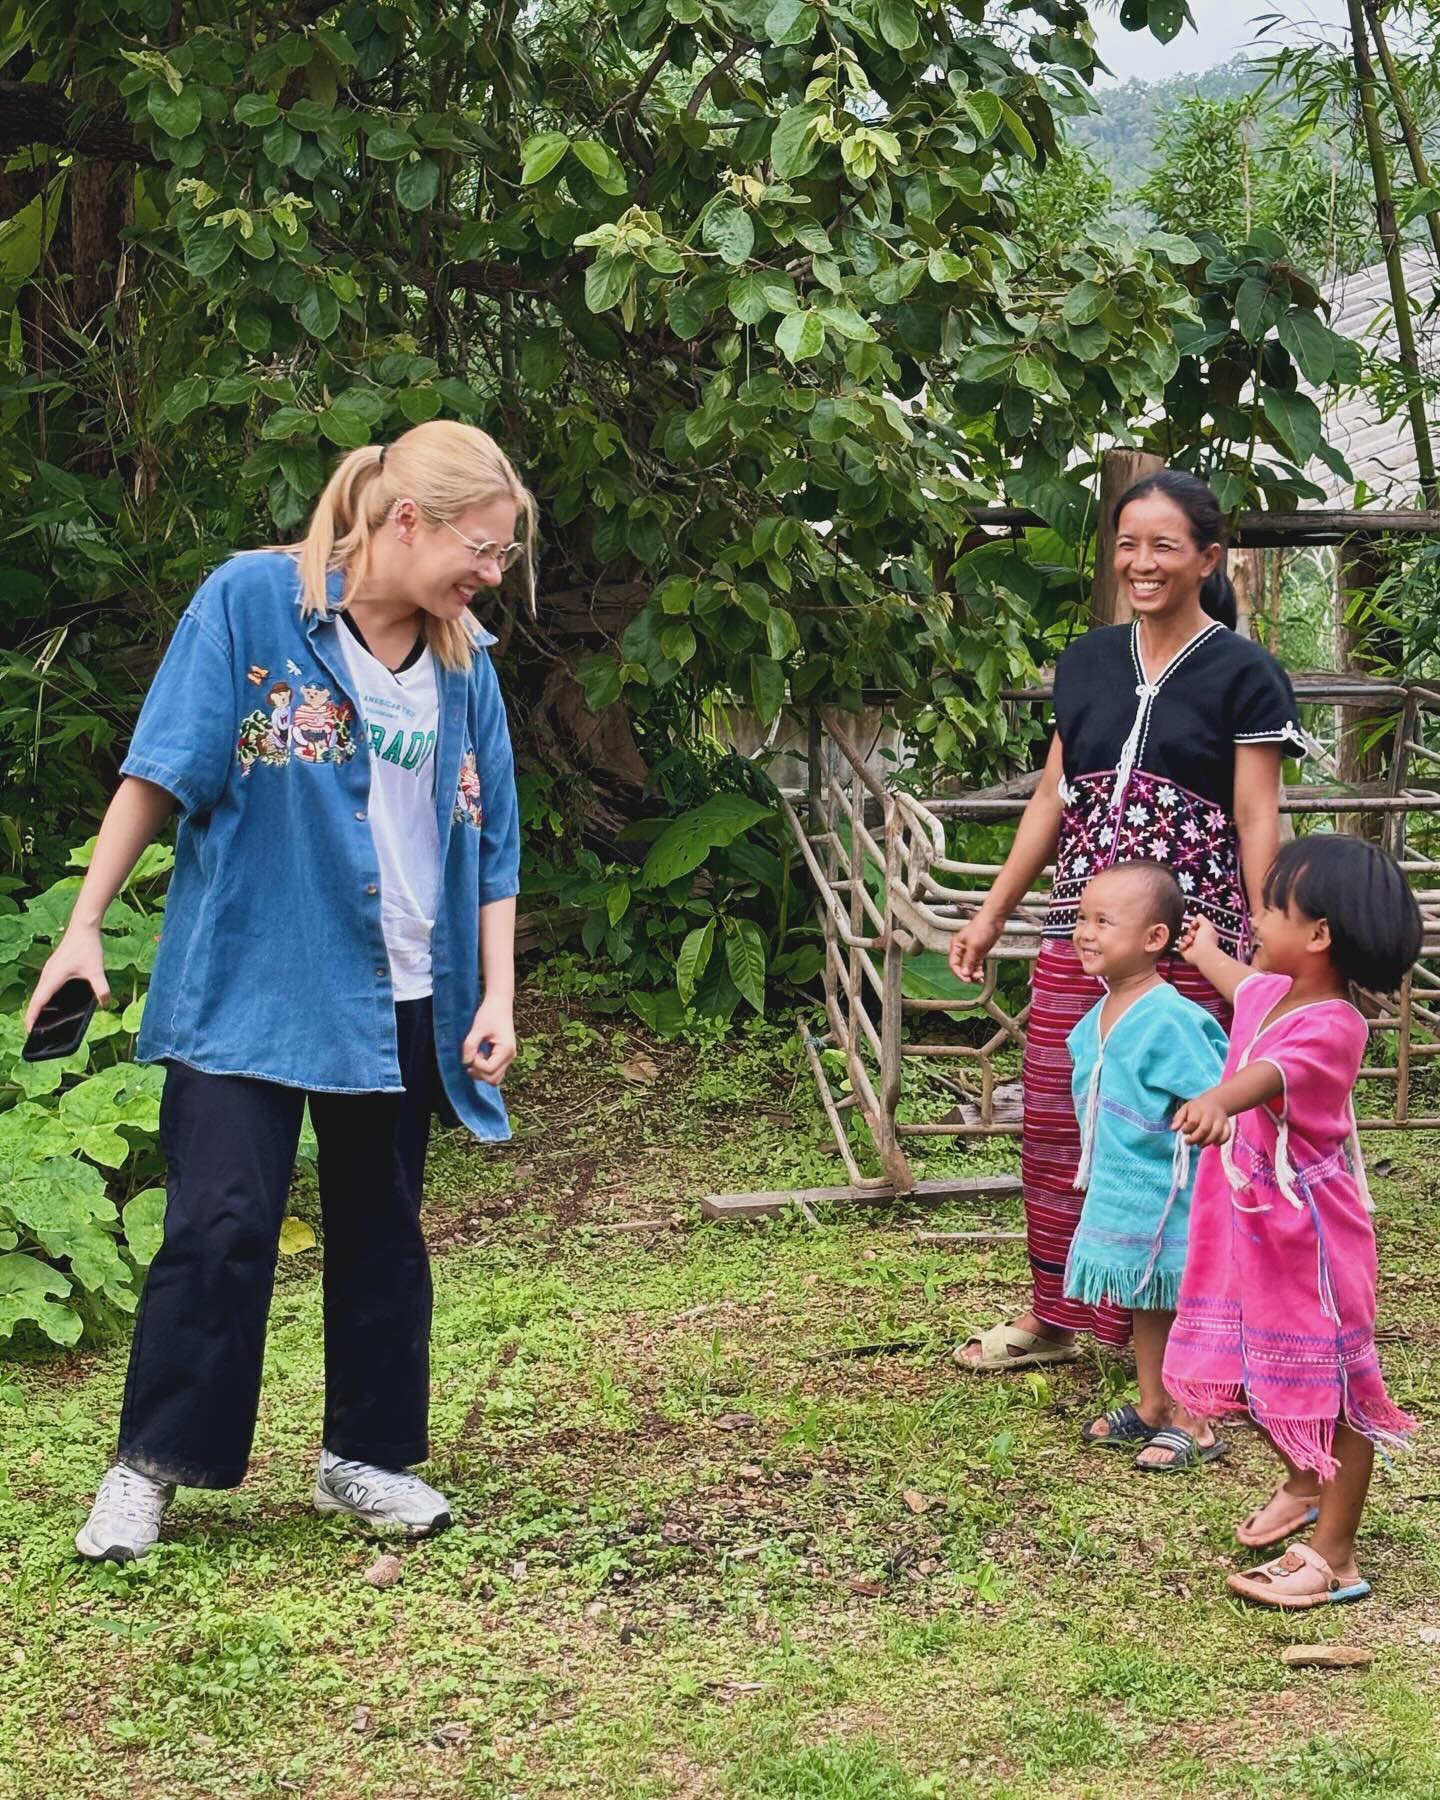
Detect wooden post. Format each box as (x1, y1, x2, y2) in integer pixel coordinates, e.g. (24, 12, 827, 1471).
(1338, 542, 1392, 842)
(1092, 450, 1165, 626)
(1229, 546, 1266, 641)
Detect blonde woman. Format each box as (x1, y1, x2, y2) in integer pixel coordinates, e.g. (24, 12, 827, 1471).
(27, 421, 533, 1559)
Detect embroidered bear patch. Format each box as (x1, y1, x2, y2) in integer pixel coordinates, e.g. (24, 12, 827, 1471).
(453, 749, 483, 828)
(237, 673, 357, 775)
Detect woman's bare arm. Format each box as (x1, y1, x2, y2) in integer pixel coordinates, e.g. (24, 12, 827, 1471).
(25, 777, 176, 1027)
(948, 734, 1064, 982)
(1233, 742, 1284, 919)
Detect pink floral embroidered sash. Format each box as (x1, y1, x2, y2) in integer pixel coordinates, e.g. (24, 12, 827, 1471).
(1047, 768, 1249, 955)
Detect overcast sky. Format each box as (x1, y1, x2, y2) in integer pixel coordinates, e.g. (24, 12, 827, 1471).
(1089, 0, 1351, 84)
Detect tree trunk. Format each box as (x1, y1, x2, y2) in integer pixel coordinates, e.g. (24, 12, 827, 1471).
(1091, 449, 1165, 626)
(1228, 546, 1266, 641)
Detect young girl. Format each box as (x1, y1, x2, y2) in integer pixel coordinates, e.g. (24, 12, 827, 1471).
(26, 420, 533, 1561)
(1063, 862, 1229, 1470)
(1168, 835, 1422, 1607)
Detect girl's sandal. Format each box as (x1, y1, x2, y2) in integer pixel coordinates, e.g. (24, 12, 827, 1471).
(1226, 1543, 1371, 1609)
(1236, 1484, 1322, 1550)
(1134, 1426, 1228, 1472)
(1082, 1402, 1161, 1449)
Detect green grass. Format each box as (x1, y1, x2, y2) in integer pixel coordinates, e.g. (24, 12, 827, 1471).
(2, 999, 1438, 1798)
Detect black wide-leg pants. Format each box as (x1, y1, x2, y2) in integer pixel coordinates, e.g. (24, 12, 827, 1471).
(117, 999, 438, 1489)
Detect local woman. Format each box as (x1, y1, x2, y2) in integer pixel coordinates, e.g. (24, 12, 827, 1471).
(948, 470, 1304, 1382)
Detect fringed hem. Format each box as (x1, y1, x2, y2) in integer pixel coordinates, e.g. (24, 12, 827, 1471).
(1165, 1378, 1252, 1421)
(1166, 1382, 1419, 1482)
(1065, 1254, 1182, 1313)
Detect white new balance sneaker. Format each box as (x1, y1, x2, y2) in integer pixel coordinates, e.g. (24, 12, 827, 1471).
(75, 1463, 175, 1562)
(313, 1449, 452, 1537)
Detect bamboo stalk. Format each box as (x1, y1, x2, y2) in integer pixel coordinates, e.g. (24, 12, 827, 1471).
(1361, 0, 1440, 266)
(1346, 0, 1439, 505)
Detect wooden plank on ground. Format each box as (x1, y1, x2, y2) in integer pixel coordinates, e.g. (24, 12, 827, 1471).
(700, 1173, 1022, 1222)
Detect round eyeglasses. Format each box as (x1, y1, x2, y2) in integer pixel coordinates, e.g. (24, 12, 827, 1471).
(441, 520, 526, 570)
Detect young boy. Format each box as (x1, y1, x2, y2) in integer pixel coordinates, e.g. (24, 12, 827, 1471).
(1065, 861, 1228, 1471)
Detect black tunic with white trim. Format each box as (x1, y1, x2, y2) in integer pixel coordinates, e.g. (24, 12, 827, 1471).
(1045, 621, 1303, 954)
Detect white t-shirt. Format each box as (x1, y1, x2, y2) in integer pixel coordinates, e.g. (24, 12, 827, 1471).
(335, 617, 441, 1001)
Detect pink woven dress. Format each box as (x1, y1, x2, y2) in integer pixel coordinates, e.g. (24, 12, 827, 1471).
(1163, 971, 1416, 1480)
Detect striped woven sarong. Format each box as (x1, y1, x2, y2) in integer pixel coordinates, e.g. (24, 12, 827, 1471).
(1023, 938, 1229, 1345)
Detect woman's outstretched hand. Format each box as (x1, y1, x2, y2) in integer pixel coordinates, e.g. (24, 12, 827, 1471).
(948, 914, 1001, 984)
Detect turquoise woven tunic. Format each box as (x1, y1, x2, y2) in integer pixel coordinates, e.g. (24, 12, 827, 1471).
(1064, 982, 1228, 1311)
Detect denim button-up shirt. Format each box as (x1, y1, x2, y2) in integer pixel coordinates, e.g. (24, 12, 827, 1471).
(120, 551, 520, 1140)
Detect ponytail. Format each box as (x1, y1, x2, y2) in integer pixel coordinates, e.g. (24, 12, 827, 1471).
(293, 445, 388, 621)
(1199, 569, 1238, 631)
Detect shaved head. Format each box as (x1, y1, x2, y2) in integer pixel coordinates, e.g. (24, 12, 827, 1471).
(1085, 861, 1185, 952)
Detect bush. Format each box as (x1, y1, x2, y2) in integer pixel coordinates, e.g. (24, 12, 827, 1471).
(0, 841, 171, 1347)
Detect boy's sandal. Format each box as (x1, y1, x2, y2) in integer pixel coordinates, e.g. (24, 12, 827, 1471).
(1134, 1426, 1228, 1472)
(1082, 1402, 1161, 1449)
(953, 1323, 1081, 1373)
(1236, 1485, 1322, 1549)
(1226, 1544, 1372, 1609)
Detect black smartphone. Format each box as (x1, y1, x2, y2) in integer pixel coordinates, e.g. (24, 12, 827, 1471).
(22, 978, 99, 1062)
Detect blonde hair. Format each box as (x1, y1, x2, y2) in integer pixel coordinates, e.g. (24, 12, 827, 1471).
(279, 420, 537, 671)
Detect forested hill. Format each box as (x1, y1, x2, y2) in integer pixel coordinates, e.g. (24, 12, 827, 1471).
(1071, 54, 1269, 177)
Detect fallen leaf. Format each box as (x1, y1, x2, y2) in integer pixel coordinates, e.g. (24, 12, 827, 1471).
(618, 1053, 659, 1084)
(902, 1489, 930, 1514)
(362, 1553, 402, 1589)
(1279, 1644, 1374, 1670)
(846, 1576, 884, 1597)
(278, 1215, 317, 1256)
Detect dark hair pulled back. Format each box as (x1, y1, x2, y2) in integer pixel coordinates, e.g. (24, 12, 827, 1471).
(1112, 468, 1237, 631)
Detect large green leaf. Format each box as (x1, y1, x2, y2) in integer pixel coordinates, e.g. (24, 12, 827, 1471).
(297, 282, 341, 340)
(725, 917, 767, 1013)
(1261, 386, 1323, 465)
(640, 795, 773, 888)
(1277, 307, 1337, 386)
(1235, 275, 1282, 343)
(702, 199, 754, 268)
(769, 105, 825, 179)
(775, 310, 824, 361)
(765, 0, 817, 45)
(0, 1253, 79, 1345)
(676, 918, 716, 1005)
(148, 85, 202, 139)
(395, 157, 441, 210)
(877, 0, 920, 50)
(520, 131, 569, 184)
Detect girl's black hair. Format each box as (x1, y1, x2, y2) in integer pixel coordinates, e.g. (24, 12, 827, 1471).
(1113, 469, 1238, 631)
(1262, 835, 1423, 994)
